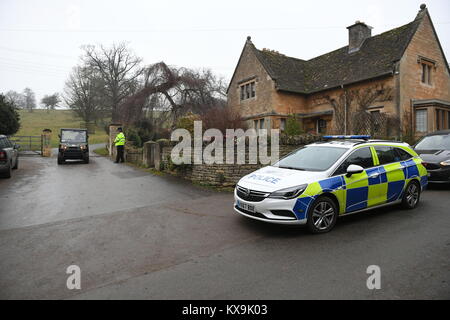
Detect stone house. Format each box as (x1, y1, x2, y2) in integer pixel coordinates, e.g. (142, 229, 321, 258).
(227, 4, 450, 137)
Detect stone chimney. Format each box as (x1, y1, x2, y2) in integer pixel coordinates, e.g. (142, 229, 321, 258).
(347, 21, 372, 53)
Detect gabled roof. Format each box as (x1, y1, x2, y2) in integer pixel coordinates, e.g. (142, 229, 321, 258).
(236, 6, 447, 95)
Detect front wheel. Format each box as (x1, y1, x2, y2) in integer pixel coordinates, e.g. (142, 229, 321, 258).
(401, 180, 421, 209)
(57, 155, 65, 165)
(306, 196, 338, 234)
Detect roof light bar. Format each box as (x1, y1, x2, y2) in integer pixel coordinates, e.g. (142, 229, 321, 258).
(323, 135, 371, 140)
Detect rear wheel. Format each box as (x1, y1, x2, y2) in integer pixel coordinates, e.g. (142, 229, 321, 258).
(306, 196, 338, 234)
(12, 157, 18, 169)
(401, 180, 421, 209)
(2, 162, 12, 178)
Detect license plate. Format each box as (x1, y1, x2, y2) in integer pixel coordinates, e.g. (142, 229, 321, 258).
(237, 200, 255, 213)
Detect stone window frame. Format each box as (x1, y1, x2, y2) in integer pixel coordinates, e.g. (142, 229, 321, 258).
(435, 108, 450, 131)
(239, 79, 257, 101)
(417, 56, 436, 86)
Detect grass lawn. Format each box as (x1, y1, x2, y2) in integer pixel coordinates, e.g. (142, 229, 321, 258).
(93, 147, 109, 156)
(16, 109, 109, 148)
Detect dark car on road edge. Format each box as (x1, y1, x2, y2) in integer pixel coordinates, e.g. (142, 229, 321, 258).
(57, 128, 89, 165)
(0, 135, 19, 178)
(414, 130, 450, 184)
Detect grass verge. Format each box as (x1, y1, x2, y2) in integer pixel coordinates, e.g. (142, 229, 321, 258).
(16, 109, 109, 148)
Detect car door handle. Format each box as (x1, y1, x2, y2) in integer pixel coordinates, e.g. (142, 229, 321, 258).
(369, 173, 380, 178)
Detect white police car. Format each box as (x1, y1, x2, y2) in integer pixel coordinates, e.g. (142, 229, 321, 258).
(234, 136, 428, 233)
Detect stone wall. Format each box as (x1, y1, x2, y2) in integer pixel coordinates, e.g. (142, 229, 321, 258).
(124, 135, 322, 187)
(157, 143, 302, 187)
(125, 148, 143, 164)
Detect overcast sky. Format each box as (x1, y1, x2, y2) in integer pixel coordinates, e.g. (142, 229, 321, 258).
(0, 0, 449, 106)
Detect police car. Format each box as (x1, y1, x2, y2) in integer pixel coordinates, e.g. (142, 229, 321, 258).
(234, 136, 428, 233)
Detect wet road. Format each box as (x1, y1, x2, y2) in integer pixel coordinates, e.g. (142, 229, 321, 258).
(0, 149, 449, 299)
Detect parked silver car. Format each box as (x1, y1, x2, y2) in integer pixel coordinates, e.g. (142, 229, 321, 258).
(0, 135, 19, 178)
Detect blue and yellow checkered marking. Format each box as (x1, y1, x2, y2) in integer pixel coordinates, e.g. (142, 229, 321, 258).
(292, 154, 428, 220)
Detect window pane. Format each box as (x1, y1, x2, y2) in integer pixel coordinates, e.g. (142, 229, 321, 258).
(260, 119, 264, 129)
(448, 111, 450, 129)
(254, 120, 258, 129)
(416, 109, 427, 132)
(61, 130, 87, 143)
(334, 147, 374, 175)
(375, 146, 398, 165)
(240, 86, 245, 100)
(427, 65, 432, 84)
(280, 118, 286, 131)
(251, 82, 255, 97)
(394, 148, 412, 161)
(422, 64, 426, 83)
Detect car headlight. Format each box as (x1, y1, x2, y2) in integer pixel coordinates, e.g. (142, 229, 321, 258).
(268, 184, 308, 200)
(440, 159, 450, 166)
(60, 144, 67, 150)
(80, 144, 87, 150)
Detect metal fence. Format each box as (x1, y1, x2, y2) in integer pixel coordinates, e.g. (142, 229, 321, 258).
(9, 135, 42, 155)
(351, 112, 400, 138)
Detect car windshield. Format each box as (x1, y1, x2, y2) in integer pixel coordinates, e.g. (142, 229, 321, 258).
(273, 146, 348, 171)
(61, 130, 87, 143)
(415, 134, 450, 150)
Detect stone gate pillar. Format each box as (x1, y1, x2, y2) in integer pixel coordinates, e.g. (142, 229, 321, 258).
(41, 128, 52, 157)
(143, 141, 160, 168)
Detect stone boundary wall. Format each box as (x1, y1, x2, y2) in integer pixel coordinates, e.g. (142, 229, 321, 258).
(123, 134, 322, 187)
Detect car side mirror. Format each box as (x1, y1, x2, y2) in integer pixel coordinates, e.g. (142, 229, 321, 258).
(58, 134, 61, 139)
(14, 143, 20, 150)
(346, 164, 364, 177)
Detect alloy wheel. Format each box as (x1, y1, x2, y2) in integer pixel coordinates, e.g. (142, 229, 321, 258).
(312, 201, 335, 230)
(406, 183, 419, 207)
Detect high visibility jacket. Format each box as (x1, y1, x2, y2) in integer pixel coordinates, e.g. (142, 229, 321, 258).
(114, 132, 126, 146)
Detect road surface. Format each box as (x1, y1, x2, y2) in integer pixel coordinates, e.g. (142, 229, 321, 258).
(0, 148, 449, 299)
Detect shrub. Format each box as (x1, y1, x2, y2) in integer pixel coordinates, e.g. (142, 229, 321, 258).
(0, 94, 21, 135)
(124, 127, 142, 147)
(176, 112, 201, 134)
(285, 114, 303, 136)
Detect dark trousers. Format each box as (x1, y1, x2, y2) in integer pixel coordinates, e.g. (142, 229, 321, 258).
(116, 145, 125, 163)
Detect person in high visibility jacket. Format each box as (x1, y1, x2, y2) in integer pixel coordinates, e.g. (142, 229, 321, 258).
(114, 127, 126, 163)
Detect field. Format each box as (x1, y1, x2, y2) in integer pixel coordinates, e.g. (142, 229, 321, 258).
(15, 109, 109, 148)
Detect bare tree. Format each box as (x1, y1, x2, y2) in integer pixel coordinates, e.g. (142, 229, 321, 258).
(22, 87, 36, 112)
(41, 93, 60, 112)
(119, 62, 227, 130)
(82, 43, 143, 121)
(63, 66, 105, 123)
(4, 90, 25, 109)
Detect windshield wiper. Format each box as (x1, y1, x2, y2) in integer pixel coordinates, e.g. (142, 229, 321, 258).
(277, 166, 305, 171)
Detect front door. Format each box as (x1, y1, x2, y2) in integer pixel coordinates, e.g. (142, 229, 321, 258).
(333, 147, 375, 213)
